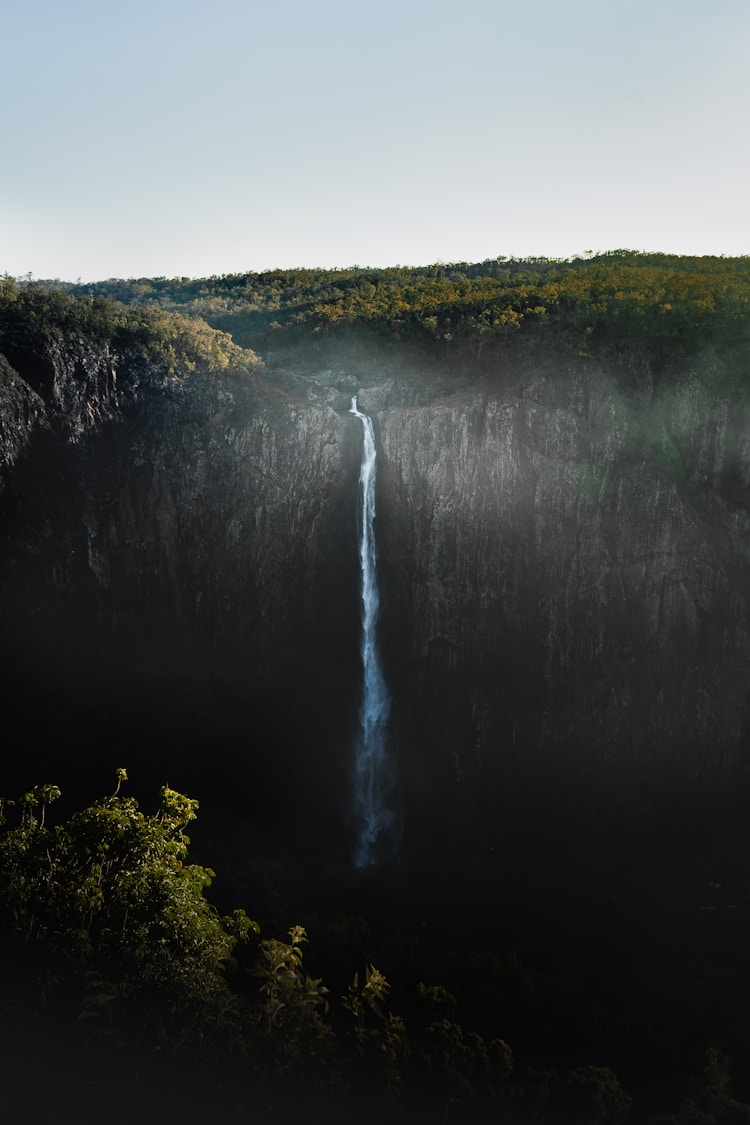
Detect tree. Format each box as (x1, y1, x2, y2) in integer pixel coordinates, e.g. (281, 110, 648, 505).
(0, 770, 252, 1004)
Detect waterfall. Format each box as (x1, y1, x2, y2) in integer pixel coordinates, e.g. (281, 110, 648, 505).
(350, 395, 392, 867)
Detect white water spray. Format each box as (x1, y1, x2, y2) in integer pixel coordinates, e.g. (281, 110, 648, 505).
(350, 395, 392, 867)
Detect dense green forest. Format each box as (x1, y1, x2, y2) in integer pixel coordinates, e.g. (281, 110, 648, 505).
(43, 251, 750, 363)
(0, 273, 259, 376)
(6, 252, 750, 394)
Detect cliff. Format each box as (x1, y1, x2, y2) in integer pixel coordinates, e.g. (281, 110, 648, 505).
(2, 287, 750, 865)
(371, 348, 750, 857)
(0, 317, 361, 836)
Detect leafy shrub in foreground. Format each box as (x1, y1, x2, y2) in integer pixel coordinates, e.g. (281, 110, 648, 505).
(0, 770, 243, 992)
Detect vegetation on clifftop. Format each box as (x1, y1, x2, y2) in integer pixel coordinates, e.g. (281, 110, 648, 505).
(0, 276, 261, 377)
(33, 251, 750, 363)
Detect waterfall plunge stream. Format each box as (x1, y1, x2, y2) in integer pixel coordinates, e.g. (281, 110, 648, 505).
(350, 396, 392, 867)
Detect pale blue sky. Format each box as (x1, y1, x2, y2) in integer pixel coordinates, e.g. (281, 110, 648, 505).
(2, 0, 748, 280)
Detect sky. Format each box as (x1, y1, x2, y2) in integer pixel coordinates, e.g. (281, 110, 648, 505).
(1, 0, 749, 281)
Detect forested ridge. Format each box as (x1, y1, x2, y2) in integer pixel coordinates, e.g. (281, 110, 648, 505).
(0, 273, 259, 376)
(42, 251, 750, 361)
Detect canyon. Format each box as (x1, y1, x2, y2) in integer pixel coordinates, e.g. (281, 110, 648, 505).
(2, 315, 749, 876)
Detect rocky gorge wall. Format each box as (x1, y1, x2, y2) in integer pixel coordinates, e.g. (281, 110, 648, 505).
(366, 347, 750, 857)
(0, 341, 362, 835)
(2, 331, 750, 863)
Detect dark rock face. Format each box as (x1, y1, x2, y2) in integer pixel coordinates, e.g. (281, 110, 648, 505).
(2, 335, 750, 863)
(0, 345, 361, 840)
(372, 349, 750, 858)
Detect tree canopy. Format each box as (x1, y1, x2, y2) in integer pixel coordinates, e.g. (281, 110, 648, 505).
(0, 277, 261, 376)
(30, 251, 750, 362)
